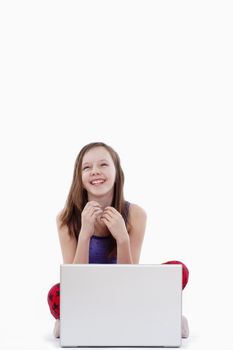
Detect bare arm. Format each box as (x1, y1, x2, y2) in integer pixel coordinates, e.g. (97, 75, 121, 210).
(117, 204, 147, 264)
(72, 232, 90, 263)
(117, 236, 133, 264)
(56, 213, 90, 264)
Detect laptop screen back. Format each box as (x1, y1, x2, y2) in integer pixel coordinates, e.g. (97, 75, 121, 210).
(60, 264, 182, 347)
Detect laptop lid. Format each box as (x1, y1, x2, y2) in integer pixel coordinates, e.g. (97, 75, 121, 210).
(60, 264, 182, 347)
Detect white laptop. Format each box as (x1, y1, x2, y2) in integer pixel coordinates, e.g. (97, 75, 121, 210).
(60, 264, 182, 347)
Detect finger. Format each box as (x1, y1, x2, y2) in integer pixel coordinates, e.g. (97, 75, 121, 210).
(90, 208, 103, 217)
(93, 209, 103, 217)
(84, 206, 99, 216)
(103, 208, 116, 219)
(83, 203, 100, 215)
(84, 202, 100, 211)
(88, 201, 102, 208)
(101, 212, 112, 222)
(104, 207, 118, 215)
(100, 217, 110, 225)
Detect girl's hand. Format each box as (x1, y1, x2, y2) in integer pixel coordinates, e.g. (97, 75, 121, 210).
(80, 201, 103, 239)
(100, 206, 129, 243)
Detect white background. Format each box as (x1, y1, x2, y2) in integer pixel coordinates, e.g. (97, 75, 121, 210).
(0, 1, 233, 349)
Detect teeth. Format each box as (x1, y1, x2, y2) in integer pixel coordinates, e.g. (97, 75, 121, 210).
(91, 180, 104, 185)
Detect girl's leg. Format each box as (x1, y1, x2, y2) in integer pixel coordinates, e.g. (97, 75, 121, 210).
(47, 283, 60, 319)
(162, 261, 190, 338)
(162, 260, 189, 290)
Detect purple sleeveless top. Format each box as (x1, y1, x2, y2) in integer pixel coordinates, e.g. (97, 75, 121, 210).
(88, 201, 130, 264)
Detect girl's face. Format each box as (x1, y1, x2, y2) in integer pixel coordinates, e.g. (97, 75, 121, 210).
(81, 146, 116, 199)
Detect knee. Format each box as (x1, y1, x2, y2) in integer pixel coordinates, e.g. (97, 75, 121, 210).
(47, 283, 60, 319)
(47, 283, 60, 303)
(162, 260, 189, 289)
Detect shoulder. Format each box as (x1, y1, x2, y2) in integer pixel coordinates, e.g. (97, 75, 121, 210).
(128, 203, 147, 229)
(56, 210, 63, 228)
(126, 203, 147, 263)
(56, 210, 70, 237)
(129, 203, 147, 218)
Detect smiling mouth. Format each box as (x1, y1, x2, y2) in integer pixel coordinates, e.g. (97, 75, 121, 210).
(90, 180, 105, 185)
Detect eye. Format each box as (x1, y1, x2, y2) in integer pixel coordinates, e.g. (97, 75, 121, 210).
(101, 163, 108, 167)
(82, 166, 90, 170)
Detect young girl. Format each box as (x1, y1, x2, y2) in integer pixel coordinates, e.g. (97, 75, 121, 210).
(47, 142, 189, 338)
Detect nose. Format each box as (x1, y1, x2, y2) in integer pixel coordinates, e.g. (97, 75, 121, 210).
(91, 165, 101, 176)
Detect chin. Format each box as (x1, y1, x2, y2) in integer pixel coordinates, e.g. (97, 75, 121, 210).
(91, 188, 112, 197)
